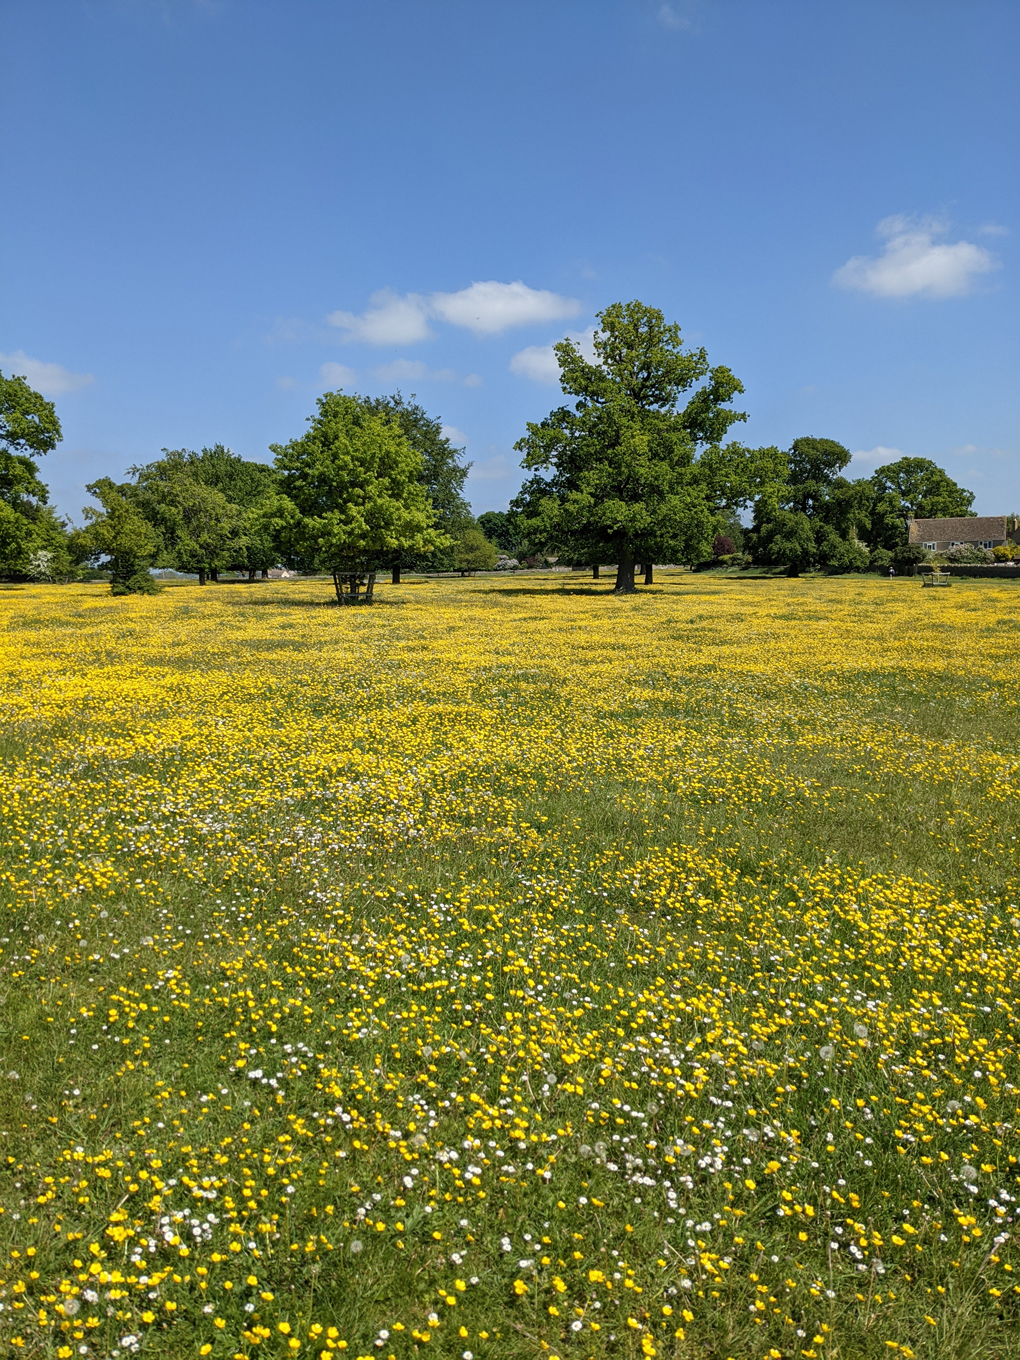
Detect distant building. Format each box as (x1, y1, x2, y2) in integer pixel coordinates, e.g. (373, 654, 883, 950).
(907, 515, 1018, 553)
(266, 567, 297, 579)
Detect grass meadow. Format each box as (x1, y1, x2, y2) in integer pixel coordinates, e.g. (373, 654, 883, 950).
(1, 571, 1019, 1360)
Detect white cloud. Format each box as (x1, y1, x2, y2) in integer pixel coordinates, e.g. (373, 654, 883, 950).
(265, 316, 310, 344)
(373, 359, 458, 384)
(509, 326, 597, 384)
(509, 344, 561, 384)
(329, 280, 581, 347)
(851, 442, 1012, 468)
(658, 3, 693, 30)
(320, 362, 357, 387)
(327, 289, 432, 345)
(430, 280, 580, 336)
(441, 425, 468, 446)
(0, 350, 93, 396)
(849, 445, 905, 464)
(466, 452, 513, 483)
(946, 442, 1014, 461)
(832, 216, 1000, 298)
(463, 373, 483, 387)
(978, 222, 1010, 237)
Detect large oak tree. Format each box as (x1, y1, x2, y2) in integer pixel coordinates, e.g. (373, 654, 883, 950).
(513, 300, 782, 592)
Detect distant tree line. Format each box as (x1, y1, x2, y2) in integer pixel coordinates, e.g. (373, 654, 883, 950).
(0, 303, 983, 595)
(475, 301, 979, 586)
(0, 370, 492, 596)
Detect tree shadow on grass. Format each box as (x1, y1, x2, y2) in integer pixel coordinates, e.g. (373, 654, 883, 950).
(228, 594, 407, 610)
(470, 585, 621, 597)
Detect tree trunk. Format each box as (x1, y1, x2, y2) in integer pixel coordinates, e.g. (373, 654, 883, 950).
(198, 568, 207, 586)
(592, 564, 599, 580)
(392, 564, 401, 585)
(261, 568, 269, 580)
(210, 568, 219, 582)
(248, 568, 256, 581)
(614, 549, 636, 594)
(644, 563, 653, 585)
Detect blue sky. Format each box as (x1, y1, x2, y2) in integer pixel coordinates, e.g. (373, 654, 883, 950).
(2, 0, 1017, 520)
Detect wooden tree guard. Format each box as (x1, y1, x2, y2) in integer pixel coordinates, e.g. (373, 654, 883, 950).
(332, 571, 376, 604)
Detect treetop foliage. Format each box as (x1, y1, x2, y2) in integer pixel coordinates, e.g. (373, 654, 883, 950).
(362, 392, 472, 534)
(0, 369, 62, 460)
(185, 444, 281, 507)
(0, 370, 74, 582)
(271, 390, 447, 582)
(869, 455, 975, 533)
(513, 300, 783, 589)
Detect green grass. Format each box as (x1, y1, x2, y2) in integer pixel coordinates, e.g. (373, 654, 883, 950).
(0, 575, 1019, 1360)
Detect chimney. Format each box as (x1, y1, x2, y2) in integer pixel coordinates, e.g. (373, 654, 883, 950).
(906, 514, 914, 523)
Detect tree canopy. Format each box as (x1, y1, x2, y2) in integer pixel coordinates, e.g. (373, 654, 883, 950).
(0, 369, 62, 461)
(128, 449, 245, 584)
(477, 509, 528, 558)
(868, 456, 975, 548)
(784, 437, 852, 517)
(0, 369, 71, 581)
(452, 527, 497, 573)
(750, 435, 874, 573)
(183, 445, 283, 577)
(271, 391, 447, 600)
(514, 300, 782, 591)
(186, 444, 280, 507)
(81, 478, 160, 594)
(362, 393, 474, 574)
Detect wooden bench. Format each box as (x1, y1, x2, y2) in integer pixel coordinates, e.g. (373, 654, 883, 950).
(920, 570, 951, 587)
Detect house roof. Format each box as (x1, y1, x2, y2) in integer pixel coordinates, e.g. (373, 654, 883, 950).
(908, 515, 1006, 544)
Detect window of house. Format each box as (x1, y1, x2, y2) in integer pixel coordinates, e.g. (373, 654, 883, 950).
(949, 542, 962, 549)
(978, 541, 993, 550)
(923, 541, 936, 550)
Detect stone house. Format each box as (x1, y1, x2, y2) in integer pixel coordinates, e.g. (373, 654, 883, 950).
(907, 515, 1019, 553)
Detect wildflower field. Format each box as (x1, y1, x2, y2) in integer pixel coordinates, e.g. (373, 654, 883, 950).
(2, 572, 1020, 1360)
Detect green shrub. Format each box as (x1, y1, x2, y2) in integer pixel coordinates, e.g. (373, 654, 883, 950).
(111, 570, 162, 596)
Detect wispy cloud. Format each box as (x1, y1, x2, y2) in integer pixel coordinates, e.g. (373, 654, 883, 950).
(832, 216, 1000, 298)
(508, 345, 560, 384)
(978, 222, 1010, 237)
(441, 425, 468, 447)
(658, 3, 693, 30)
(947, 442, 1014, 459)
(320, 361, 357, 387)
(372, 359, 459, 384)
(0, 350, 93, 397)
(848, 443, 1015, 486)
(509, 326, 597, 384)
(466, 452, 513, 483)
(328, 281, 580, 345)
(848, 445, 906, 465)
